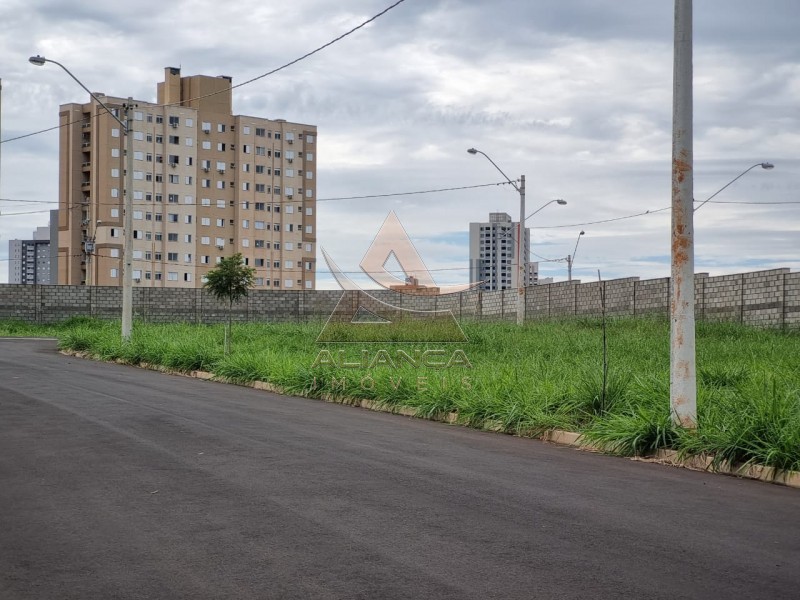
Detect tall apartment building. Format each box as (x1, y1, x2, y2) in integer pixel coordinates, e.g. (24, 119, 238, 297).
(468, 212, 537, 291)
(8, 216, 58, 284)
(58, 67, 317, 289)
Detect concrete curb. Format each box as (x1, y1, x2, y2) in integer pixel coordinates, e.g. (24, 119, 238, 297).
(64, 352, 800, 490)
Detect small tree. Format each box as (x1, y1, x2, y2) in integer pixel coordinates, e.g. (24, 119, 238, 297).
(203, 253, 256, 354)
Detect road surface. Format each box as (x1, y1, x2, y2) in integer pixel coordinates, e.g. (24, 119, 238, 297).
(1, 339, 798, 599)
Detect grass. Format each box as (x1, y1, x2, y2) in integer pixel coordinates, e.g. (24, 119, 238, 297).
(3, 316, 799, 474)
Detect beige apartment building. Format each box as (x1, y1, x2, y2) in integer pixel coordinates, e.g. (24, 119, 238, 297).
(58, 67, 317, 289)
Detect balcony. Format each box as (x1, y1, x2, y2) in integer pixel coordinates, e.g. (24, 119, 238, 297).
(81, 180, 91, 189)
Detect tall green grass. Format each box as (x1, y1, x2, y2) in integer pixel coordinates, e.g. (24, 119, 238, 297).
(8, 316, 800, 473)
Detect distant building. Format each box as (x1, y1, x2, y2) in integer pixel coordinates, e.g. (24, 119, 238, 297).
(8, 214, 58, 284)
(469, 212, 536, 291)
(58, 67, 317, 289)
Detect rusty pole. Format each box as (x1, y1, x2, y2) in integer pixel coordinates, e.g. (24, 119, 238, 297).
(517, 174, 526, 326)
(670, 0, 697, 428)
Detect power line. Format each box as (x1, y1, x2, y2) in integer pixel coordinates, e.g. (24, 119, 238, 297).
(532, 206, 671, 229)
(316, 181, 514, 202)
(0, 0, 408, 146)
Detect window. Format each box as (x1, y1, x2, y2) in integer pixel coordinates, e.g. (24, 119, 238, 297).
(155, 232, 163, 241)
(255, 202, 265, 211)
(216, 200, 226, 208)
(167, 252, 178, 262)
(133, 131, 144, 141)
(168, 213, 178, 223)
(243, 126, 251, 135)
(110, 228, 120, 238)
(202, 179, 211, 188)
(243, 144, 251, 154)
(110, 268, 119, 278)
(201, 255, 210, 264)
(168, 233, 179, 242)
(168, 272, 178, 281)
(111, 168, 120, 178)
(306, 135, 314, 143)
(305, 243, 312, 252)
(155, 194, 163, 203)
(134, 111, 143, 121)
(255, 277, 264, 286)
(305, 225, 313, 234)
(218, 123, 226, 133)
(217, 143, 226, 151)
(201, 198, 211, 206)
(184, 273, 192, 282)
(111, 188, 119, 198)
(273, 280, 280, 288)
(185, 176, 193, 185)
(305, 280, 312, 289)
(110, 248, 120, 258)
(242, 163, 251, 172)
(255, 165, 265, 174)
(306, 171, 313, 180)
(284, 279, 293, 288)
(216, 181, 225, 189)
(274, 151, 281, 159)
(110, 208, 120, 218)
(133, 151, 144, 161)
(201, 236, 210, 245)
(274, 187, 281, 196)
(168, 194, 179, 203)
(274, 168, 281, 177)
(255, 258, 265, 267)
(169, 174, 180, 184)
(184, 195, 194, 205)
(186, 118, 193, 127)
(285, 170, 294, 178)
(255, 184, 265, 193)
(241, 201, 250, 210)
(202, 141, 211, 150)
(133, 210, 143, 220)
(256, 146, 265, 156)
(255, 240, 265, 248)
(242, 219, 249, 229)
(285, 261, 293, 269)
(184, 215, 193, 224)
(134, 171, 144, 180)
(305, 189, 313, 198)
(146, 212, 153, 221)
(274, 133, 281, 140)
(242, 182, 250, 191)
(215, 237, 225, 247)
(156, 135, 163, 144)
(169, 116, 179, 127)
(306, 153, 314, 161)
(255, 221, 265, 230)
(155, 272, 163, 281)
(111, 148, 120, 158)
(305, 262, 313, 271)
(255, 128, 265, 137)
(201, 121, 211, 132)
(184, 234, 192, 243)
(147, 133, 153, 143)
(201, 217, 210, 226)
(111, 128, 120, 138)
(169, 136, 180, 145)
(241, 239, 250, 248)
(216, 218, 225, 227)
(305, 207, 313, 216)
(185, 137, 193, 147)
(285, 242, 294, 250)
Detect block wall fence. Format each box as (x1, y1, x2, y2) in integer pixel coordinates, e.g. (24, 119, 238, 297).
(0, 268, 798, 329)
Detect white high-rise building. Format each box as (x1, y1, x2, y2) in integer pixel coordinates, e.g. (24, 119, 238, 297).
(469, 212, 537, 291)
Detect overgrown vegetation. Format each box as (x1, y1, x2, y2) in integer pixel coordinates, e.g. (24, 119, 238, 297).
(3, 317, 798, 473)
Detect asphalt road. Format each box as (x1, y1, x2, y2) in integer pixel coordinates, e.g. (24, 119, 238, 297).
(1, 338, 798, 600)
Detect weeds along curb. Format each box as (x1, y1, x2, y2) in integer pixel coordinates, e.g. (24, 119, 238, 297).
(61, 351, 800, 490)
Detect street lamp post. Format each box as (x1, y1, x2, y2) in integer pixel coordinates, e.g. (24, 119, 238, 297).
(567, 230, 585, 282)
(694, 163, 774, 212)
(30, 55, 136, 342)
(467, 147, 565, 325)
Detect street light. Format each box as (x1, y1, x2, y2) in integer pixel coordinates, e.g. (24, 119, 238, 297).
(467, 147, 565, 325)
(567, 230, 585, 282)
(694, 162, 775, 212)
(30, 55, 136, 342)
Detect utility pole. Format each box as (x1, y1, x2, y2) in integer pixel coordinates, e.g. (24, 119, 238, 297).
(670, 0, 697, 428)
(121, 98, 136, 341)
(517, 174, 526, 326)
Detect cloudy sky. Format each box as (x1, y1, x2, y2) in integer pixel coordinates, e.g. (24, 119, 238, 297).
(1, 0, 798, 288)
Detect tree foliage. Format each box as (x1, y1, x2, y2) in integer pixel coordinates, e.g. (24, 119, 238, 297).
(203, 253, 256, 353)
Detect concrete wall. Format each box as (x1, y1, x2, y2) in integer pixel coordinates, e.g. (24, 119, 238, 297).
(0, 268, 798, 329)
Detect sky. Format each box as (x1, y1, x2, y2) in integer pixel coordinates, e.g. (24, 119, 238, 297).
(0, 0, 798, 289)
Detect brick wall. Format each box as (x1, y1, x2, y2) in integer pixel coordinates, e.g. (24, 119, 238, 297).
(1, 268, 798, 329)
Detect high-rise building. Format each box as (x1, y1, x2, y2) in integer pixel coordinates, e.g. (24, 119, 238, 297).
(8, 217, 57, 284)
(58, 67, 317, 289)
(468, 212, 537, 291)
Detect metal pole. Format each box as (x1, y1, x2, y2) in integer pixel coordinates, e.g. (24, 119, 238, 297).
(121, 98, 135, 341)
(517, 174, 526, 326)
(567, 255, 573, 282)
(670, 0, 697, 428)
